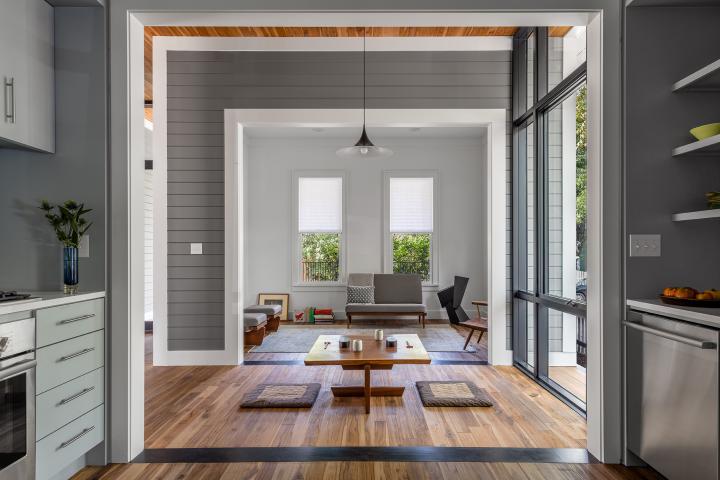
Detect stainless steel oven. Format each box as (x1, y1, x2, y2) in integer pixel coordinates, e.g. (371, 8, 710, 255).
(0, 316, 36, 480)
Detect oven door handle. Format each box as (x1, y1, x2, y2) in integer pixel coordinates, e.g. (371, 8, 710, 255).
(0, 359, 37, 381)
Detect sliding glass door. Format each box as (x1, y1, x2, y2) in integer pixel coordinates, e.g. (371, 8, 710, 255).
(512, 27, 588, 410)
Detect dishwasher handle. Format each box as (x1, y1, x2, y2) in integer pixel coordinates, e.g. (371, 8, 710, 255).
(623, 320, 717, 349)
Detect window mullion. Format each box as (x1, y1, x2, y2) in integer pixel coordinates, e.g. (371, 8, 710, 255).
(536, 27, 549, 101)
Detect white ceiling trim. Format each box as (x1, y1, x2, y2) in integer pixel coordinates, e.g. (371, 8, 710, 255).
(136, 11, 591, 27)
(153, 35, 512, 51)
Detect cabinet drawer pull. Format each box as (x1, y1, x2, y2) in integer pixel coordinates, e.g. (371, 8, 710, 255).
(58, 386, 95, 406)
(58, 426, 95, 450)
(58, 347, 95, 362)
(623, 321, 717, 349)
(58, 314, 95, 325)
(3, 77, 14, 123)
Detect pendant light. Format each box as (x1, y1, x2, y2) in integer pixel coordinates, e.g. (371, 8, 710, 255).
(336, 28, 393, 158)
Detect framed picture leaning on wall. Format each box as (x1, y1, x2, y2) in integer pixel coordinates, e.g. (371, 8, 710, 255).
(258, 293, 290, 320)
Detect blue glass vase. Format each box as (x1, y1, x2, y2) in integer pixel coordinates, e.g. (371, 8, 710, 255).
(63, 246, 79, 294)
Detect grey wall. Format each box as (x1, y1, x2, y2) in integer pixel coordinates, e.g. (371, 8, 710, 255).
(0, 7, 106, 292)
(626, 7, 720, 298)
(165, 49, 512, 351)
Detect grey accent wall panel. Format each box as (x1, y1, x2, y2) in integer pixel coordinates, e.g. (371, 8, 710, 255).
(626, 8, 720, 299)
(0, 7, 106, 291)
(166, 50, 511, 351)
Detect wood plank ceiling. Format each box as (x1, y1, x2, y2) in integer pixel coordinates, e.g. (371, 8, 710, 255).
(143, 25, 573, 103)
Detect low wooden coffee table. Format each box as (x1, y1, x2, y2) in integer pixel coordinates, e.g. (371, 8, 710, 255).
(304, 334, 431, 413)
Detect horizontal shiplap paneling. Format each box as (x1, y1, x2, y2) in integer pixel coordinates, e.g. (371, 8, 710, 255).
(168, 242, 224, 255)
(165, 49, 511, 351)
(168, 314, 225, 327)
(168, 338, 224, 351)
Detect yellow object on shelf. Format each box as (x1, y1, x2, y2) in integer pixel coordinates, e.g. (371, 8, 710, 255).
(690, 123, 720, 141)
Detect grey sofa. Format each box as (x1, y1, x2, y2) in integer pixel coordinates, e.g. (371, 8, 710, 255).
(346, 273, 427, 328)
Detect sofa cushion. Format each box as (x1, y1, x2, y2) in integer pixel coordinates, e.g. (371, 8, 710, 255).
(347, 273, 374, 286)
(245, 304, 282, 315)
(346, 303, 426, 313)
(244, 313, 267, 328)
(346, 285, 374, 304)
(373, 274, 423, 304)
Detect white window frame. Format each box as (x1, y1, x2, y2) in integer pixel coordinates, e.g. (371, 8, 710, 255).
(292, 170, 347, 287)
(383, 170, 439, 286)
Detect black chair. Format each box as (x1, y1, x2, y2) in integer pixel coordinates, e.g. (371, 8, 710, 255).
(437, 276, 470, 325)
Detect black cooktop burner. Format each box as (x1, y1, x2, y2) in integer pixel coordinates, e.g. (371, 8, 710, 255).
(0, 291, 32, 303)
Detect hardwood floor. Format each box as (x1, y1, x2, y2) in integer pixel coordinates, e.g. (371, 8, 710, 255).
(549, 366, 587, 403)
(76, 461, 661, 480)
(143, 333, 584, 448)
(72, 334, 660, 480)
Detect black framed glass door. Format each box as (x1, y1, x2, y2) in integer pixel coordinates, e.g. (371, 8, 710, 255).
(512, 27, 588, 410)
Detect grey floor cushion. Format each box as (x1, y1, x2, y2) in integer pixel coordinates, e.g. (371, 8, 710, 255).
(416, 381, 493, 407)
(240, 383, 321, 408)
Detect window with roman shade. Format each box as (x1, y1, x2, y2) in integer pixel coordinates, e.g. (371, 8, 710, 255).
(386, 175, 436, 283)
(297, 176, 343, 283)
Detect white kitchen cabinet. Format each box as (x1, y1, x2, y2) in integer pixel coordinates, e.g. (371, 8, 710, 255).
(0, 0, 54, 153)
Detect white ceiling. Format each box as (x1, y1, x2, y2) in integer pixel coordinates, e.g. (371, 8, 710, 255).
(244, 125, 485, 139)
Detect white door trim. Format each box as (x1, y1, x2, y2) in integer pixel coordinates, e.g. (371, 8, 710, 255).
(114, 3, 621, 464)
(223, 108, 508, 369)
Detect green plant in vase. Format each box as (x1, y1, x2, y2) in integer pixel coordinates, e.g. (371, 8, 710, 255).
(39, 200, 92, 294)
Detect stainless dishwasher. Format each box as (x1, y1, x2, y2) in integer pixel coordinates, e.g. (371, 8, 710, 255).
(625, 311, 719, 480)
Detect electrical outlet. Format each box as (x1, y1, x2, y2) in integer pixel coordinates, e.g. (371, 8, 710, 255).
(79, 235, 90, 258)
(190, 243, 203, 255)
(629, 234, 661, 257)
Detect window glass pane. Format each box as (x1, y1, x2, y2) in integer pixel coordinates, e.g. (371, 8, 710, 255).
(547, 307, 586, 404)
(525, 125, 536, 293)
(526, 302, 535, 368)
(545, 83, 587, 303)
(392, 233, 431, 281)
(389, 177, 434, 233)
(300, 233, 339, 282)
(298, 177, 342, 232)
(548, 27, 587, 91)
(526, 32, 536, 107)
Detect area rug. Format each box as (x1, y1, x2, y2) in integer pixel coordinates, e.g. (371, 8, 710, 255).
(250, 324, 482, 353)
(415, 381, 493, 407)
(240, 383, 321, 408)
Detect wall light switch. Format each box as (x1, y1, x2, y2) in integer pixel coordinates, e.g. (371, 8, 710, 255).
(190, 243, 203, 255)
(79, 235, 90, 258)
(629, 234, 661, 257)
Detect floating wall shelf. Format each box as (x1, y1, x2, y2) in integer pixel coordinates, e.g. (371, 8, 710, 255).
(672, 209, 720, 222)
(673, 58, 720, 92)
(672, 133, 720, 157)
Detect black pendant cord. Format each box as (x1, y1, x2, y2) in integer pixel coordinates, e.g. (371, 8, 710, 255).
(362, 27, 366, 128)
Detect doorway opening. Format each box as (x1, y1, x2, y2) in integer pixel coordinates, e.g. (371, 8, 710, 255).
(123, 9, 617, 464)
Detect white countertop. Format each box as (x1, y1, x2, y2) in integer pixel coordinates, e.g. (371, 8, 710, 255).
(627, 298, 720, 329)
(0, 291, 105, 316)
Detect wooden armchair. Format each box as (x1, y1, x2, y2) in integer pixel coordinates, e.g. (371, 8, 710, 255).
(459, 300, 488, 350)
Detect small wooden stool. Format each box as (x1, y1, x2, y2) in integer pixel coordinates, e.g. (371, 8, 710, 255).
(458, 301, 488, 350)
